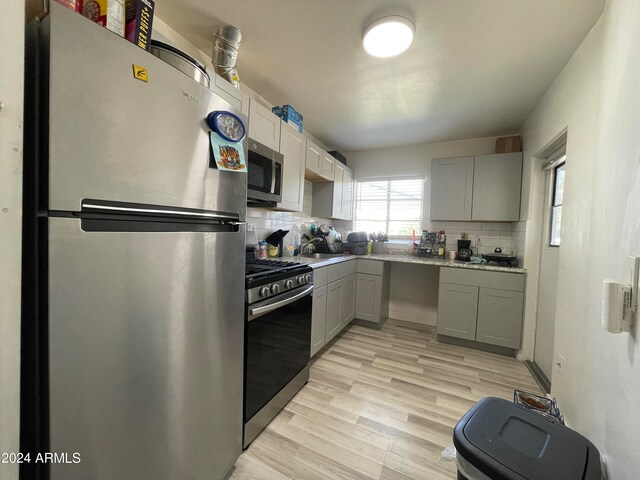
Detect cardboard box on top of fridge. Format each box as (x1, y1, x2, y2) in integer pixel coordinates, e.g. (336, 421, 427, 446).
(495, 135, 523, 153)
(54, 0, 83, 13)
(125, 0, 154, 51)
(83, 0, 125, 37)
(272, 105, 303, 134)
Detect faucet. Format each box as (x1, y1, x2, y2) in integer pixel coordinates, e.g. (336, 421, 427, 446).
(300, 237, 322, 254)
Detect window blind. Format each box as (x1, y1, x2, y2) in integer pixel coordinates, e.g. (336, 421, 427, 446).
(354, 178, 423, 237)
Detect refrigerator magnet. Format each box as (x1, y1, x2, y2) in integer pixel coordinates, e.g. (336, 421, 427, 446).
(206, 111, 246, 142)
(210, 132, 247, 172)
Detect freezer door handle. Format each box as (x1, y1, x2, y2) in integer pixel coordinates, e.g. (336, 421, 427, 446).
(249, 285, 313, 320)
(82, 201, 239, 221)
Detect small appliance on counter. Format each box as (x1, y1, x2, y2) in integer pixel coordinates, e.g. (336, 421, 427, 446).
(457, 239, 473, 262)
(417, 230, 446, 257)
(344, 231, 368, 255)
(264, 229, 289, 258)
(482, 247, 518, 267)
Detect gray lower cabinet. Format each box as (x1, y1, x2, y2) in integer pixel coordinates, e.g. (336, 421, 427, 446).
(437, 267, 525, 350)
(355, 273, 381, 323)
(341, 274, 356, 327)
(436, 283, 479, 340)
(476, 287, 524, 349)
(325, 279, 343, 342)
(311, 285, 327, 357)
(322, 262, 357, 344)
(355, 259, 390, 326)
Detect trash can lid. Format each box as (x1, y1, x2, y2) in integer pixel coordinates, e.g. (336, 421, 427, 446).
(453, 397, 601, 480)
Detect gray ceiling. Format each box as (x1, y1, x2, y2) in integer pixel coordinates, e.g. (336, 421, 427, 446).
(156, 0, 605, 151)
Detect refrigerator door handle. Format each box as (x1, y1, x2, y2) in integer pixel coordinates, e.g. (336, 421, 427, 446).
(81, 201, 240, 221)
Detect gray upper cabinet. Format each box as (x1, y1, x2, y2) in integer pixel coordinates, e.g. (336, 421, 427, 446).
(311, 163, 354, 220)
(430, 156, 474, 221)
(276, 121, 306, 212)
(247, 99, 281, 151)
(436, 283, 479, 340)
(472, 152, 523, 221)
(476, 287, 523, 349)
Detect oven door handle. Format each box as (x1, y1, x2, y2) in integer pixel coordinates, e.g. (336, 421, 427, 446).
(249, 285, 314, 320)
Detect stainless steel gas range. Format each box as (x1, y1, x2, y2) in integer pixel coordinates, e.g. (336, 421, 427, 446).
(243, 257, 313, 448)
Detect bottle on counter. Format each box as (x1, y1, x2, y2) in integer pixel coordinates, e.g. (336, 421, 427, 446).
(258, 241, 267, 260)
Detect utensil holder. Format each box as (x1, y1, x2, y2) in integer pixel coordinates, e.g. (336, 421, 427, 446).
(372, 242, 386, 254)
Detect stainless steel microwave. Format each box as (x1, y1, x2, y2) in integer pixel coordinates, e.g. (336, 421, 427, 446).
(247, 138, 283, 206)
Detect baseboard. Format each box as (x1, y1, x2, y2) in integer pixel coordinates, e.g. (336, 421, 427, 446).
(352, 318, 383, 330)
(437, 334, 517, 357)
(388, 309, 436, 327)
(525, 361, 551, 394)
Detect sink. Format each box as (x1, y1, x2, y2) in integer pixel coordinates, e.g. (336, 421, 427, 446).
(299, 253, 345, 259)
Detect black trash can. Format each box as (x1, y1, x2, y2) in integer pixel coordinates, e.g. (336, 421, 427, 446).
(453, 397, 602, 480)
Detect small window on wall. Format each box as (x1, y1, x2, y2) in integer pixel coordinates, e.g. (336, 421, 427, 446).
(549, 162, 565, 247)
(354, 178, 423, 237)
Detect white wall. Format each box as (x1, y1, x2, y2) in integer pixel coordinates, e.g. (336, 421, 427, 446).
(388, 264, 439, 326)
(519, 0, 640, 477)
(0, 2, 24, 480)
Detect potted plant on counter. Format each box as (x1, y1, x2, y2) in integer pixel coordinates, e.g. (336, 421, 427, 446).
(369, 232, 388, 254)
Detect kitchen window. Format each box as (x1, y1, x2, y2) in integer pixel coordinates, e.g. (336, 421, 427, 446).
(549, 162, 565, 247)
(354, 178, 423, 237)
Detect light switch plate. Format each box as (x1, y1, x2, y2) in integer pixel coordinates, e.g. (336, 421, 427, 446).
(247, 223, 256, 232)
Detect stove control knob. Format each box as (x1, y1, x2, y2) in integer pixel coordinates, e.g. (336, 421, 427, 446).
(285, 279, 294, 289)
(259, 287, 270, 298)
(297, 275, 305, 285)
(305, 274, 312, 283)
(270, 284, 280, 295)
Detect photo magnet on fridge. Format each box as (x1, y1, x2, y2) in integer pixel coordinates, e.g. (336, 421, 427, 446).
(209, 132, 247, 172)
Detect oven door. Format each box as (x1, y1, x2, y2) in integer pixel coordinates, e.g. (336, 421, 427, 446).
(244, 284, 312, 423)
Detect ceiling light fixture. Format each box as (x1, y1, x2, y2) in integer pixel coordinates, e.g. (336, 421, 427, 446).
(362, 15, 415, 58)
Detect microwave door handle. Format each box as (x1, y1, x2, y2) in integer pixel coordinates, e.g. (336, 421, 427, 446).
(271, 159, 277, 194)
(249, 285, 313, 320)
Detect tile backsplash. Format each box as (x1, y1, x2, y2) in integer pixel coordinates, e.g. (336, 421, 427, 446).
(247, 181, 351, 249)
(247, 181, 527, 266)
(428, 220, 526, 266)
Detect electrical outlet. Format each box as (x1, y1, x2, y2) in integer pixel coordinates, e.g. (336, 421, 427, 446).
(247, 223, 256, 232)
(554, 353, 565, 376)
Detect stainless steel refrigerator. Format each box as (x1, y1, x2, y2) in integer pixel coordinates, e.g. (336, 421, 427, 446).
(22, 4, 246, 479)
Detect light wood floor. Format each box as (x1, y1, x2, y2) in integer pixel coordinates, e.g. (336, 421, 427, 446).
(232, 319, 541, 480)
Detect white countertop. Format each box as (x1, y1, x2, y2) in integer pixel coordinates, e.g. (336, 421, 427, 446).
(289, 253, 526, 274)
